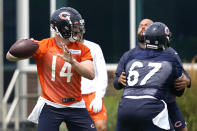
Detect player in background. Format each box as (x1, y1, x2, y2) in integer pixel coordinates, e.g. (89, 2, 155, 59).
(77, 29, 108, 131)
(114, 22, 185, 130)
(6, 7, 96, 131)
(114, 19, 191, 131)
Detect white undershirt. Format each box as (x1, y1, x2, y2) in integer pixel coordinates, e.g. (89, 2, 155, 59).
(81, 40, 108, 98)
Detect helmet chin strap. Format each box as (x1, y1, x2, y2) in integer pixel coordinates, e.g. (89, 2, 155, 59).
(69, 34, 78, 42)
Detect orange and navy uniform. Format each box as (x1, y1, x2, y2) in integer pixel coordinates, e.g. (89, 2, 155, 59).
(32, 37, 93, 106)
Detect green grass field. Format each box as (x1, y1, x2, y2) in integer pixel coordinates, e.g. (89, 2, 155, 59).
(103, 95, 121, 131)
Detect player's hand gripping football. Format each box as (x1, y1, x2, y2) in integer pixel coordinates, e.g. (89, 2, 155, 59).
(58, 42, 75, 64)
(89, 96, 103, 113)
(118, 72, 127, 86)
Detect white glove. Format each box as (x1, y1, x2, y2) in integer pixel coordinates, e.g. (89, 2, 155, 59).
(89, 96, 103, 113)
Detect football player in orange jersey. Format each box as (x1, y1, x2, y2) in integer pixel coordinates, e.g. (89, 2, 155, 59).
(6, 7, 97, 131)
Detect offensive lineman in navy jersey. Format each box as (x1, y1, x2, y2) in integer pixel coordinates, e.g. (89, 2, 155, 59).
(114, 19, 190, 131)
(114, 22, 186, 131)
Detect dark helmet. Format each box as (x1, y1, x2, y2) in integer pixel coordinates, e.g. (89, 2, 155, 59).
(144, 22, 171, 50)
(50, 7, 85, 40)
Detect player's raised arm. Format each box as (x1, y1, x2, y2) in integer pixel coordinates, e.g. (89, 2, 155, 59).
(6, 39, 39, 61)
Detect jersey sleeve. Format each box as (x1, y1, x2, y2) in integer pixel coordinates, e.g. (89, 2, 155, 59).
(166, 47, 191, 88)
(80, 45, 93, 62)
(113, 50, 131, 90)
(171, 55, 185, 96)
(173, 58, 183, 79)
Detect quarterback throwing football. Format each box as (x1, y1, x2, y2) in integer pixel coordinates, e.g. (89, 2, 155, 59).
(6, 7, 96, 131)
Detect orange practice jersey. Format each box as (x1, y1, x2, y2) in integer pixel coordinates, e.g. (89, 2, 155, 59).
(33, 37, 93, 106)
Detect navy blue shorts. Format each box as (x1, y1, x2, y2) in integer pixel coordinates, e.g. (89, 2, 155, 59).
(37, 104, 96, 131)
(168, 101, 186, 130)
(116, 98, 174, 131)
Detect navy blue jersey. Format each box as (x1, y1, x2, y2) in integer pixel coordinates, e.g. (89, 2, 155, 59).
(114, 45, 184, 103)
(124, 49, 183, 101)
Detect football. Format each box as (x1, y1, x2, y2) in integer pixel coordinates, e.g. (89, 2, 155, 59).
(9, 39, 39, 58)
